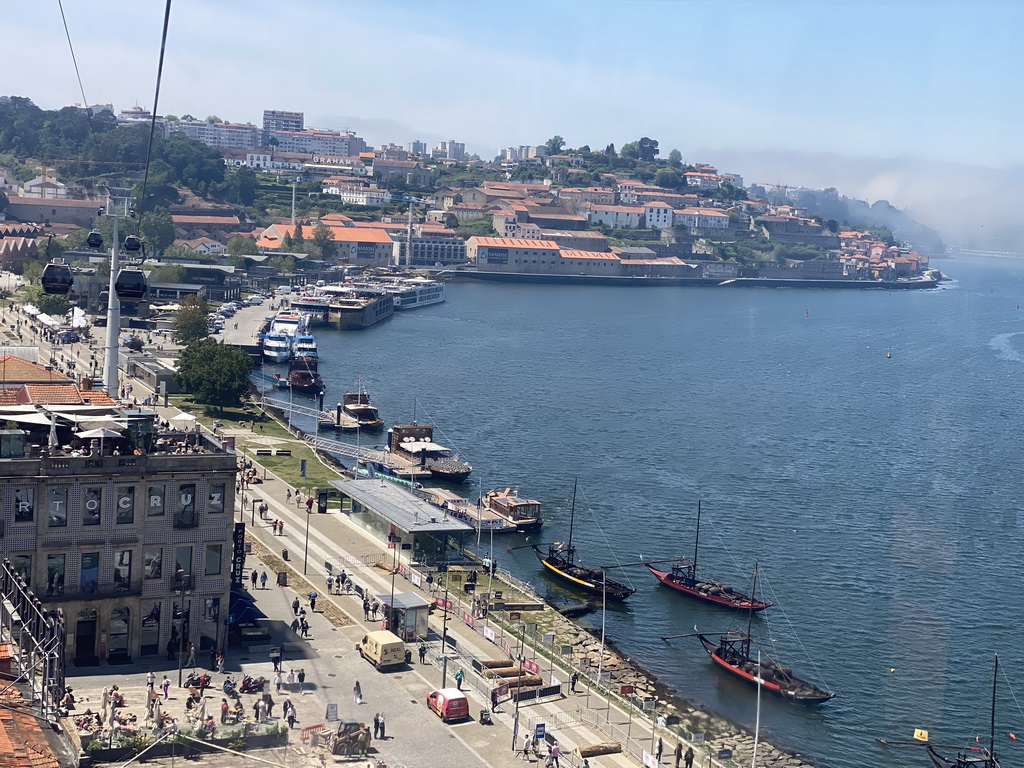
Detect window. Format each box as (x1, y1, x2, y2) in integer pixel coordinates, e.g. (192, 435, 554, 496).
(83, 487, 102, 526)
(208, 483, 225, 514)
(48, 487, 67, 527)
(117, 487, 135, 524)
(113, 549, 131, 592)
(204, 543, 223, 576)
(14, 488, 34, 522)
(11, 554, 31, 586)
(148, 485, 165, 516)
(143, 547, 163, 580)
(175, 545, 193, 583)
(174, 484, 196, 528)
(80, 552, 99, 594)
(45, 554, 65, 596)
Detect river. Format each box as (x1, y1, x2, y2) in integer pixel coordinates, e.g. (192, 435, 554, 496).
(286, 255, 1024, 768)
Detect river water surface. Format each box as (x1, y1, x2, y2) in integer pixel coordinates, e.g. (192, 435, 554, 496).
(294, 256, 1024, 768)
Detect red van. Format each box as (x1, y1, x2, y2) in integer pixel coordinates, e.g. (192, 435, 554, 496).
(425, 688, 470, 722)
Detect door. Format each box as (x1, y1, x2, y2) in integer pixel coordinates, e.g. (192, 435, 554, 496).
(108, 607, 130, 661)
(75, 608, 98, 662)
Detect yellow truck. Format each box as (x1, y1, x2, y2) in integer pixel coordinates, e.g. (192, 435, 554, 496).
(357, 630, 406, 670)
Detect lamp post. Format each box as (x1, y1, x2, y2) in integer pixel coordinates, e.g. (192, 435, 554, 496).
(303, 500, 312, 575)
(250, 498, 261, 527)
(387, 533, 399, 631)
(175, 570, 192, 688)
(314, 390, 324, 446)
(440, 566, 451, 689)
(287, 382, 293, 430)
(510, 620, 527, 751)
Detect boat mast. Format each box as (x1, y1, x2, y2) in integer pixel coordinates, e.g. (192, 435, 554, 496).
(989, 654, 998, 766)
(693, 500, 701, 573)
(745, 562, 758, 657)
(566, 479, 578, 565)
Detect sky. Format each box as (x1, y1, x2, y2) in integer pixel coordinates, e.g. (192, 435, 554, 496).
(4, 0, 1024, 246)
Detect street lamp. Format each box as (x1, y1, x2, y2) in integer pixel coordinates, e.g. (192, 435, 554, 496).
(440, 566, 451, 689)
(175, 569, 192, 687)
(250, 498, 262, 527)
(510, 620, 527, 751)
(386, 533, 399, 631)
(314, 390, 325, 446)
(303, 498, 312, 575)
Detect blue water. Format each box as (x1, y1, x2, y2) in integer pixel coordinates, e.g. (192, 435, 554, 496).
(300, 257, 1024, 768)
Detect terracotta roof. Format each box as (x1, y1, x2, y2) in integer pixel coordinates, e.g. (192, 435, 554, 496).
(588, 205, 644, 214)
(6, 197, 102, 209)
(0, 690, 60, 768)
(23, 384, 84, 404)
(170, 214, 242, 225)
(470, 237, 558, 249)
(80, 390, 118, 406)
(0, 356, 71, 384)
(559, 250, 620, 260)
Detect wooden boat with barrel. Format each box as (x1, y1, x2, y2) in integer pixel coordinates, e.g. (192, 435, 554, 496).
(480, 487, 543, 532)
(388, 423, 472, 483)
(693, 564, 834, 704)
(288, 356, 324, 394)
(342, 390, 384, 431)
(646, 501, 771, 612)
(524, 481, 634, 601)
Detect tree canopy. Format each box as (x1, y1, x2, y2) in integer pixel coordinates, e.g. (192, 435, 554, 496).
(174, 337, 253, 414)
(621, 137, 659, 162)
(173, 294, 210, 345)
(544, 135, 566, 155)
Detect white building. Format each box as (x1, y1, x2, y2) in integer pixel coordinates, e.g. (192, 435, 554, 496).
(167, 120, 260, 150)
(643, 202, 674, 229)
(321, 182, 393, 207)
(22, 176, 68, 199)
(585, 204, 645, 229)
(273, 129, 366, 156)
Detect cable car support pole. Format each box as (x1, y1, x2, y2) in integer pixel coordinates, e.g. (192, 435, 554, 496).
(103, 205, 121, 395)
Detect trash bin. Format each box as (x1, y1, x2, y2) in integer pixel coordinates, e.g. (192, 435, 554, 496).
(479, 709, 492, 725)
(277, 571, 288, 587)
(282, 549, 288, 561)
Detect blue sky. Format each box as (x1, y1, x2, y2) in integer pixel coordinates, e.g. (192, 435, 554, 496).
(5, 1, 1024, 242)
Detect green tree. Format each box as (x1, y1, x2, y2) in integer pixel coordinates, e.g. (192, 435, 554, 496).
(544, 135, 566, 155)
(173, 294, 210, 345)
(139, 208, 175, 253)
(23, 285, 71, 315)
(654, 169, 682, 189)
(227, 236, 259, 256)
(267, 255, 295, 274)
(205, 115, 222, 123)
(604, 143, 616, 157)
(20, 259, 44, 283)
(312, 223, 337, 262)
(164, 114, 179, 122)
(292, 224, 304, 246)
(151, 264, 187, 283)
(174, 337, 253, 414)
(668, 149, 682, 168)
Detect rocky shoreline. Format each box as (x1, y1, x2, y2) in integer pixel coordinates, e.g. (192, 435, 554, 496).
(543, 609, 819, 768)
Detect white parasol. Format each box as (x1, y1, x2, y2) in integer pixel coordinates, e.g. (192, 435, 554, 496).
(169, 413, 197, 426)
(77, 427, 123, 455)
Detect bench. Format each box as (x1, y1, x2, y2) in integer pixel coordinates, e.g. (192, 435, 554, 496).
(275, 449, 292, 456)
(255, 449, 273, 456)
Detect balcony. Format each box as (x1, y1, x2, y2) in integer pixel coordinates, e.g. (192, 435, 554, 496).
(37, 582, 141, 603)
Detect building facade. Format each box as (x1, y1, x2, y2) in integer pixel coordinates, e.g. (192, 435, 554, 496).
(0, 412, 237, 664)
(167, 120, 261, 150)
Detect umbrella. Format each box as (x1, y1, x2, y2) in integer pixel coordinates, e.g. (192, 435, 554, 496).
(77, 427, 123, 455)
(169, 413, 197, 425)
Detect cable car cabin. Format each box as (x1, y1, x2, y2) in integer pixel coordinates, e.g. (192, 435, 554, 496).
(114, 268, 147, 302)
(86, 230, 103, 249)
(41, 261, 74, 295)
(122, 235, 142, 253)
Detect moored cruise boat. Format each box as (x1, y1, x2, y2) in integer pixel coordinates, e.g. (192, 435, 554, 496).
(342, 391, 384, 431)
(321, 286, 394, 330)
(388, 423, 472, 483)
(480, 487, 543, 532)
(292, 334, 318, 359)
(379, 277, 446, 309)
(262, 332, 291, 363)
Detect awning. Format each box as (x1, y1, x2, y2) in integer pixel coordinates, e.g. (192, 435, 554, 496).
(400, 441, 450, 454)
(331, 478, 473, 534)
(0, 412, 52, 425)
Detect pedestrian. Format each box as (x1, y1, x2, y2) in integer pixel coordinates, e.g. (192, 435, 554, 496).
(309, 592, 317, 612)
(253, 699, 261, 722)
(162, 676, 170, 700)
(570, 672, 578, 693)
(371, 600, 379, 619)
(656, 736, 663, 763)
(306, 496, 313, 513)
(147, 670, 155, 689)
(299, 607, 307, 623)
(684, 745, 694, 768)
(287, 669, 295, 691)
(260, 571, 268, 589)
(297, 669, 306, 693)
(274, 670, 282, 693)
(335, 574, 342, 593)
(550, 740, 561, 768)
(290, 616, 300, 634)
(250, 570, 257, 590)
(521, 732, 532, 760)
(286, 488, 291, 501)
(363, 598, 370, 620)
(278, 519, 284, 536)
(353, 680, 362, 705)
(418, 643, 427, 664)
(292, 597, 300, 615)
(186, 642, 196, 668)
(220, 698, 229, 724)
(209, 648, 217, 670)
(582, 761, 591, 768)
(300, 618, 309, 638)
(373, 712, 380, 739)
(378, 712, 386, 740)
(166, 637, 176, 661)
(455, 668, 465, 691)
(328, 574, 334, 594)
(674, 742, 683, 768)
(217, 651, 225, 674)
(286, 703, 296, 729)
(264, 693, 275, 718)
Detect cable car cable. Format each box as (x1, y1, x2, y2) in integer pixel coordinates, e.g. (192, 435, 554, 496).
(135, 0, 174, 234)
(57, 0, 96, 134)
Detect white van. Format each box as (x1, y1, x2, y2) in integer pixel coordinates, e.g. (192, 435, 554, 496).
(357, 630, 406, 670)
(275, 286, 293, 295)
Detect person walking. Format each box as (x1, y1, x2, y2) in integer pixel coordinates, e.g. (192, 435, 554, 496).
(162, 676, 171, 700)
(309, 592, 317, 612)
(286, 703, 296, 729)
(274, 670, 282, 693)
(297, 669, 306, 694)
(521, 732, 532, 760)
(264, 693, 275, 719)
(147, 670, 155, 690)
(550, 740, 561, 768)
(292, 597, 300, 615)
(363, 598, 370, 620)
(209, 648, 217, 670)
(418, 643, 427, 664)
(454, 668, 465, 690)
(220, 698, 229, 725)
(656, 736, 663, 763)
(300, 618, 309, 638)
(250, 570, 258, 590)
(260, 571, 268, 590)
(287, 669, 295, 692)
(373, 713, 381, 739)
(286, 488, 292, 502)
(353, 680, 362, 705)
(378, 712, 386, 740)
(186, 642, 196, 667)
(278, 520, 284, 536)
(674, 741, 683, 768)
(684, 745, 694, 768)
(570, 672, 578, 693)
(217, 651, 225, 674)
(252, 699, 261, 722)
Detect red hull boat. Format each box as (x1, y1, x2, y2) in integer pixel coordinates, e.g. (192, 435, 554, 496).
(646, 563, 772, 612)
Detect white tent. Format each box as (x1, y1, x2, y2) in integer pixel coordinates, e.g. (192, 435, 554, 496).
(77, 427, 123, 455)
(169, 413, 197, 425)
